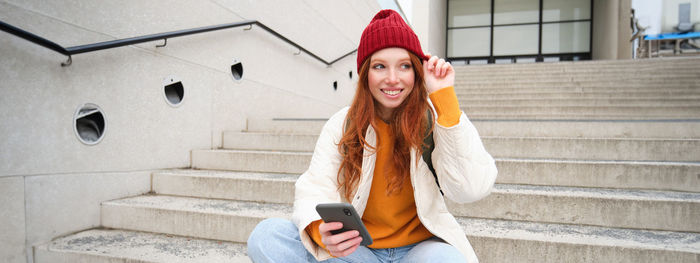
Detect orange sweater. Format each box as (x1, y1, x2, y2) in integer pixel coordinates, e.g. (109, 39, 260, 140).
(306, 86, 461, 249)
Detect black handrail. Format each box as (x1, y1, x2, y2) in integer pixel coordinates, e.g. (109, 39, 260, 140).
(0, 19, 356, 67)
(0, 20, 70, 56)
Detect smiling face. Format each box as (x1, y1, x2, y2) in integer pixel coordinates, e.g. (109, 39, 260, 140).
(367, 48, 415, 121)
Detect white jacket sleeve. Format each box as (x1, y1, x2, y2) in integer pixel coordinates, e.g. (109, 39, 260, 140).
(431, 112, 498, 203)
(291, 107, 348, 260)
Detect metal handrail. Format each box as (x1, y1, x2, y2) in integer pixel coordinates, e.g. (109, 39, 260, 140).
(0, 19, 356, 67)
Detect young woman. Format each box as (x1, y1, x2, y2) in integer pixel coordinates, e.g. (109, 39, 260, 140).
(247, 9, 497, 263)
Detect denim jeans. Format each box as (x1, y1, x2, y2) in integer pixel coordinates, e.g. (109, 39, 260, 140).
(247, 218, 467, 263)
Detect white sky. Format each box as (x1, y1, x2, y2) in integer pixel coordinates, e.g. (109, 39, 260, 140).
(632, 0, 663, 35)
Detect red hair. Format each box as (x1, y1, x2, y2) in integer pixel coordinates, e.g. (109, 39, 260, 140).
(337, 52, 434, 201)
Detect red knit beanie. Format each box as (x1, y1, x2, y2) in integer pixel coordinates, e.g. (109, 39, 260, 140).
(357, 9, 429, 72)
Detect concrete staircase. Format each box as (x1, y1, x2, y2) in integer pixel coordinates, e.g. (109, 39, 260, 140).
(456, 58, 700, 120)
(35, 57, 700, 262)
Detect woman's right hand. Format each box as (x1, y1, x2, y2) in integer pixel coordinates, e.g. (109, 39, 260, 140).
(319, 222, 363, 257)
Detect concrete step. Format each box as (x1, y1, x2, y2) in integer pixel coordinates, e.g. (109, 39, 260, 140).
(497, 158, 700, 192)
(462, 105, 700, 119)
(153, 170, 296, 204)
(221, 132, 700, 161)
(191, 150, 700, 192)
(244, 119, 700, 139)
(450, 184, 700, 233)
(36, 212, 700, 263)
(453, 57, 700, 71)
(458, 98, 700, 107)
(191, 149, 311, 174)
(454, 63, 700, 71)
(467, 114, 699, 121)
(245, 119, 326, 134)
(461, 217, 700, 263)
(101, 194, 700, 263)
(454, 79, 699, 86)
(101, 195, 291, 243)
(453, 59, 700, 70)
(34, 229, 251, 263)
(222, 131, 317, 152)
(455, 69, 700, 75)
(454, 86, 700, 93)
(455, 77, 700, 84)
(455, 90, 700, 100)
(483, 136, 700, 162)
(455, 72, 700, 78)
(150, 170, 700, 232)
(455, 65, 700, 72)
(453, 61, 700, 69)
(454, 66, 700, 75)
(472, 120, 700, 139)
(455, 70, 700, 77)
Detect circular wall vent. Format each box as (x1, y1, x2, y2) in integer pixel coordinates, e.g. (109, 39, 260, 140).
(73, 103, 106, 145)
(163, 75, 184, 107)
(231, 59, 243, 81)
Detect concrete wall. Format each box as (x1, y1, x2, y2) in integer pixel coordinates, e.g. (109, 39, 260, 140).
(661, 0, 700, 33)
(592, 0, 633, 60)
(632, 0, 663, 35)
(0, 0, 380, 262)
(412, 0, 447, 57)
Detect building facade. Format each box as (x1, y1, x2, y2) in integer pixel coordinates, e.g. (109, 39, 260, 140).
(407, 0, 633, 63)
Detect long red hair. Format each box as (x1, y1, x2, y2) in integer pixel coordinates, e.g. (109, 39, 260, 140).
(337, 51, 434, 201)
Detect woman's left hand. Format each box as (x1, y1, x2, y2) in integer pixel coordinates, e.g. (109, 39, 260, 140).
(423, 54, 455, 94)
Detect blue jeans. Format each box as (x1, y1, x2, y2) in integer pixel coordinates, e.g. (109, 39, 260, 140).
(248, 218, 466, 263)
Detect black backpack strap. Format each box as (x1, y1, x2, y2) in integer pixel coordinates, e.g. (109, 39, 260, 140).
(421, 110, 442, 195)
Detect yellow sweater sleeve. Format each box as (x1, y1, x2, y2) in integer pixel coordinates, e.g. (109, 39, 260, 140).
(305, 220, 327, 249)
(429, 86, 461, 127)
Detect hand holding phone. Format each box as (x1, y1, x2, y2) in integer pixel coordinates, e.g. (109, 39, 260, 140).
(315, 203, 373, 246)
(317, 221, 363, 257)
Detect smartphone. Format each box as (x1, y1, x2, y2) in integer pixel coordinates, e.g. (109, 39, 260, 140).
(315, 203, 373, 246)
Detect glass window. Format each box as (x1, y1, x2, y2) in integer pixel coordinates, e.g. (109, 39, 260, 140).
(446, 0, 591, 61)
(494, 0, 539, 25)
(449, 0, 492, 27)
(517, 57, 537, 63)
(495, 58, 514, 64)
(543, 0, 590, 22)
(448, 28, 491, 57)
(470, 59, 489, 64)
(542, 22, 590, 53)
(493, 25, 539, 55)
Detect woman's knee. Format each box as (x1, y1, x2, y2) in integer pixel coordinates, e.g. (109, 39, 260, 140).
(403, 239, 466, 263)
(247, 218, 305, 262)
(247, 218, 297, 247)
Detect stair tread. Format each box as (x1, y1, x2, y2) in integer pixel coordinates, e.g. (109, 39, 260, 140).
(104, 196, 700, 254)
(459, 217, 700, 253)
(195, 149, 313, 155)
(483, 136, 700, 141)
(158, 169, 298, 182)
(499, 157, 700, 165)
(493, 184, 700, 201)
(231, 132, 700, 141)
(37, 228, 250, 262)
(196, 148, 700, 166)
(155, 169, 700, 201)
(103, 195, 292, 218)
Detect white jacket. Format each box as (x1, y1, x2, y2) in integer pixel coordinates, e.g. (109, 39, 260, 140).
(292, 106, 498, 262)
